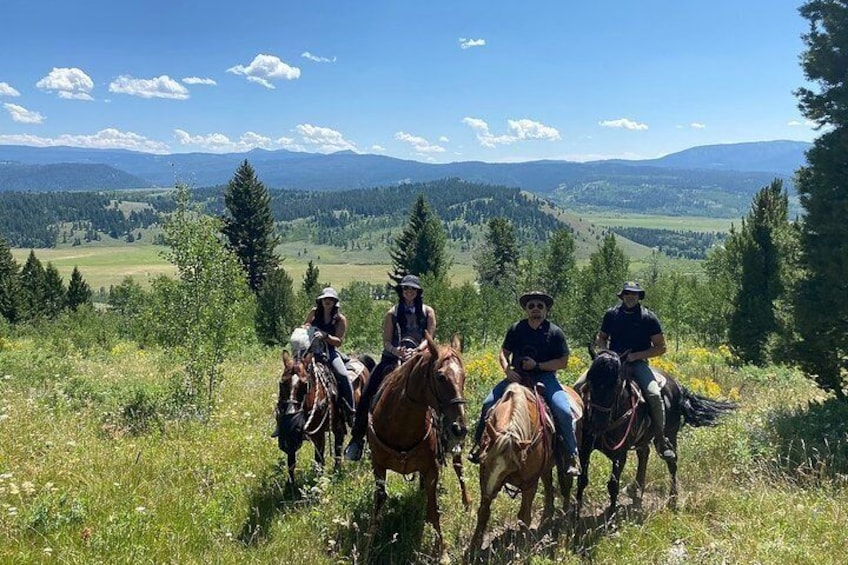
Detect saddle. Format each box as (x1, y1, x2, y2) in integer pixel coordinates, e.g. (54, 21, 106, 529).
(344, 357, 367, 387)
(621, 363, 667, 406)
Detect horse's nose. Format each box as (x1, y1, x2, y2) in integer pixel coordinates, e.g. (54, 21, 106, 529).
(451, 422, 467, 438)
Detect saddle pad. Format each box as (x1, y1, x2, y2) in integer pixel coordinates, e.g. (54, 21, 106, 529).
(344, 359, 366, 384)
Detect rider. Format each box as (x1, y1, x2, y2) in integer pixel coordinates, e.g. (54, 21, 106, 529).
(271, 286, 355, 438)
(595, 281, 676, 461)
(343, 274, 437, 461)
(467, 291, 580, 477)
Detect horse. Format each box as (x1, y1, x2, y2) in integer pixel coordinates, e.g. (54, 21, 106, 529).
(468, 380, 583, 553)
(575, 347, 737, 517)
(364, 333, 467, 562)
(275, 328, 374, 484)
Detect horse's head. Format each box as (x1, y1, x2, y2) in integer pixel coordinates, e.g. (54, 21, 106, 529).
(584, 349, 624, 432)
(275, 350, 311, 453)
(422, 333, 468, 451)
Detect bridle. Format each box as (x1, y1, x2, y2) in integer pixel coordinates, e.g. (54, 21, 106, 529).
(403, 349, 467, 411)
(586, 352, 639, 451)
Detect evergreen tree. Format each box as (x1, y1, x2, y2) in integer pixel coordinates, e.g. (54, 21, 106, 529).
(728, 180, 794, 365)
(573, 234, 629, 344)
(792, 0, 848, 399)
(67, 266, 93, 310)
(475, 217, 520, 291)
(388, 194, 451, 284)
(0, 236, 20, 323)
(301, 260, 321, 301)
(43, 263, 67, 318)
(222, 160, 280, 292)
(19, 250, 46, 321)
(542, 228, 578, 327)
(255, 266, 297, 346)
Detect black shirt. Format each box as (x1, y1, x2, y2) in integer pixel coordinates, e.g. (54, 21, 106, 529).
(600, 304, 662, 355)
(502, 319, 569, 371)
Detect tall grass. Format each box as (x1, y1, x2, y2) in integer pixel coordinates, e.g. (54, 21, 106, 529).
(2, 331, 847, 564)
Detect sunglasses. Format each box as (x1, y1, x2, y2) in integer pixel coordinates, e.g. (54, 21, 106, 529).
(621, 291, 639, 296)
(401, 286, 418, 291)
(525, 302, 546, 310)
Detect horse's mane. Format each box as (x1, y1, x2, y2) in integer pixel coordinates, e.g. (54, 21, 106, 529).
(381, 340, 462, 392)
(480, 383, 536, 465)
(587, 349, 621, 388)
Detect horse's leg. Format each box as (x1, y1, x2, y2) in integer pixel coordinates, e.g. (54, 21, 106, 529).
(606, 453, 626, 518)
(332, 410, 344, 471)
(422, 467, 447, 563)
(666, 428, 679, 509)
(286, 450, 296, 485)
(452, 452, 471, 511)
(312, 432, 326, 474)
(468, 494, 493, 557)
(541, 464, 555, 522)
(518, 481, 539, 529)
(629, 446, 649, 505)
(362, 464, 388, 562)
(574, 437, 593, 518)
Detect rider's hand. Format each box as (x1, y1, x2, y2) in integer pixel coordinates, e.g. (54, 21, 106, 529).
(505, 366, 522, 383)
(313, 330, 326, 341)
(401, 347, 415, 361)
(520, 356, 538, 372)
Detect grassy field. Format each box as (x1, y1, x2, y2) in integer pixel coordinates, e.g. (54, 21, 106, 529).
(1, 332, 847, 564)
(577, 212, 737, 233)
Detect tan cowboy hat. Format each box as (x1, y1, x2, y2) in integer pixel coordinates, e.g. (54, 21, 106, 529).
(316, 287, 340, 302)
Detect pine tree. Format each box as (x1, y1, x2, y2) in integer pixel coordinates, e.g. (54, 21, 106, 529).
(0, 236, 20, 323)
(43, 263, 67, 318)
(574, 234, 629, 344)
(301, 260, 321, 301)
(792, 0, 848, 399)
(388, 194, 451, 284)
(67, 266, 93, 310)
(222, 160, 280, 292)
(474, 217, 519, 291)
(728, 180, 794, 365)
(542, 228, 578, 326)
(19, 250, 47, 321)
(255, 267, 297, 346)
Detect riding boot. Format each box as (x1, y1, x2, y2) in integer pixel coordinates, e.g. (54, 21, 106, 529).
(646, 391, 676, 461)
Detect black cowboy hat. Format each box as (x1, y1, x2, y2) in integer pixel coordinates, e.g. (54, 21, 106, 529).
(519, 290, 554, 309)
(617, 281, 645, 299)
(395, 274, 423, 292)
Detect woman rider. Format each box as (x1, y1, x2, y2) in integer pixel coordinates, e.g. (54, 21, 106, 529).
(343, 274, 437, 461)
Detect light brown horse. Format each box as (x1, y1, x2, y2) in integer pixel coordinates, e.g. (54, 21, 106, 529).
(364, 333, 467, 562)
(275, 343, 373, 484)
(469, 382, 583, 553)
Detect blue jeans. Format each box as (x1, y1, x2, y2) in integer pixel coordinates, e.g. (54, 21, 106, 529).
(474, 371, 577, 455)
(629, 359, 661, 399)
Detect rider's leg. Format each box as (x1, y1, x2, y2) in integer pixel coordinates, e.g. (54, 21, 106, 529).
(536, 372, 581, 475)
(467, 378, 510, 464)
(329, 352, 355, 415)
(344, 355, 392, 461)
(632, 361, 676, 460)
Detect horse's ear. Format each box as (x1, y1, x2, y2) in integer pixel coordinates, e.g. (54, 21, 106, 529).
(450, 333, 463, 353)
(588, 342, 597, 360)
(282, 350, 293, 369)
(425, 330, 438, 358)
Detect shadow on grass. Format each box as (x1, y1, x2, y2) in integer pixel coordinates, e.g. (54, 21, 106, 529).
(767, 396, 848, 482)
(237, 459, 319, 547)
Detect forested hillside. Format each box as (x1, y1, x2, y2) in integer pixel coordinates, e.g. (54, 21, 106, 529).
(0, 162, 151, 191)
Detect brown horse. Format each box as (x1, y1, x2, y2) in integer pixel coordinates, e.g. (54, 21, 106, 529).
(364, 333, 467, 562)
(275, 339, 373, 484)
(575, 348, 736, 517)
(469, 381, 583, 553)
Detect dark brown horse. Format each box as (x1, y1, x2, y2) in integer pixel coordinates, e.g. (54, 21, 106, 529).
(469, 381, 583, 553)
(364, 333, 468, 562)
(575, 348, 736, 517)
(275, 338, 373, 484)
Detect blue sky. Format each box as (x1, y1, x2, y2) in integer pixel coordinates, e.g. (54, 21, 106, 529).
(0, 0, 819, 163)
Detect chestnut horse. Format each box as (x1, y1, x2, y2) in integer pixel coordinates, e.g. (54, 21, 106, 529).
(469, 381, 583, 553)
(275, 334, 373, 484)
(364, 333, 467, 562)
(575, 348, 737, 516)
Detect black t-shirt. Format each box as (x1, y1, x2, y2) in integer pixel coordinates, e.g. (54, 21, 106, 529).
(502, 319, 569, 371)
(600, 304, 662, 355)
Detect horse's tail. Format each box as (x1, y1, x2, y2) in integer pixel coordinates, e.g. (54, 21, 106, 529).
(358, 353, 377, 373)
(678, 386, 738, 427)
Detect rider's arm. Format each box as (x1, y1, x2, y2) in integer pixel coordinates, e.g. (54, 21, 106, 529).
(381, 308, 398, 356)
(536, 354, 569, 372)
(303, 308, 316, 327)
(325, 315, 347, 348)
(630, 333, 666, 361)
(500, 348, 521, 382)
(595, 330, 610, 350)
(416, 305, 437, 352)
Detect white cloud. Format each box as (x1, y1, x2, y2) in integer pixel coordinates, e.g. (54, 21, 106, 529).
(109, 75, 190, 100)
(371, 145, 386, 152)
(301, 51, 336, 63)
(439, 136, 449, 143)
(395, 131, 446, 154)
(788, 119, 817, 128)
(35, 67, 94, 100)
(227, 54, 301, 89)
(462, 117, 560, 147)
(295, 123, 356, 152)
(690, 122, 706, 129)
(598, 118, 648, 130)
(182, 76, 217, 86)
(459, 38, 486, 49)
(0, 128, 169, 152)
(174, 128, 302, 152)
(4, 103, 45, 124)
(0, 82, 20, 97)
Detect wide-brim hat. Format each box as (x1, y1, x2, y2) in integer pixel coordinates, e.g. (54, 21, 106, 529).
(617, 281, 645, 299)
(395, 274, 423, 292)
(316, 287, 340, 302)
(519, 291, 554, 309)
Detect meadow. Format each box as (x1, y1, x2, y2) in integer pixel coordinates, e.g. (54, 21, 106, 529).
(2, 328, 847, 564)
